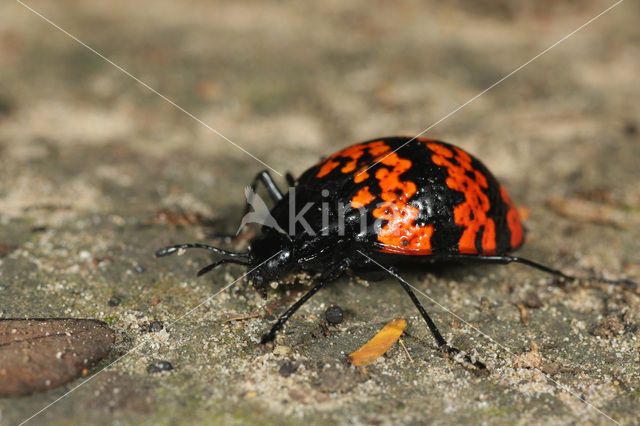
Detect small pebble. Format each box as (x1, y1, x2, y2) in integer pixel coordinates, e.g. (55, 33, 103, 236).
(279, 362, 297, 377)
(148, 361, 173, 373)
(140, 320, 164, 333)
(273, 345, 291, 356)
(624, 122, 637, 135)
(148, 320, 163, 332)
(108, 294, 123, 307)
(325, 305, 343, 325)
(523, 291, 542, 309)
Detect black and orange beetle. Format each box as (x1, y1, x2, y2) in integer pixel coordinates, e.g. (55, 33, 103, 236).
(157, 137, 635, 369)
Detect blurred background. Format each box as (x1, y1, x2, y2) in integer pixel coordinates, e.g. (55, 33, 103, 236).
(0, 1, 638, 424)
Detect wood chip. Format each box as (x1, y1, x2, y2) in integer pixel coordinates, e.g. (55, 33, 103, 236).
(515, 300, 528, 326)
(347, 319, 406, 367)
(0, 319, 115, 396)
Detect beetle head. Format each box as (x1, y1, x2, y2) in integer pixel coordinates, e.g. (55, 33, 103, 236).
(248, 231, 295, 297)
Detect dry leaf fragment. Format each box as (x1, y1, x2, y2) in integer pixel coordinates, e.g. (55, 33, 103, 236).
(0, 318, 115, 396)
(347, 319, 406, 367)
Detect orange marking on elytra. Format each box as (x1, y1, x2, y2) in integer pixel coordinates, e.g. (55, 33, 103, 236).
(371, 151, 433, 254)
(374, 200, 434, 254)
(316, 141, 389, 178)
(351, 186, 376, 208)
(427, 142, 497, 254)
(500, 185, 524, 249)
(316, 140, 434, 253)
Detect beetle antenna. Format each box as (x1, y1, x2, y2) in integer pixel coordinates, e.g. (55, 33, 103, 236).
(197, 258, 249, 276)
(155, 243, 249, 258)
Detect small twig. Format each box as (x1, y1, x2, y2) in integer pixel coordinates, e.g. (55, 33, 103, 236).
(399, 338, 414, 363)
(221, 312, 261, 323)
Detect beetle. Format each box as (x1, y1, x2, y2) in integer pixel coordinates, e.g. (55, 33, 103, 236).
(157, 137, 635, 369)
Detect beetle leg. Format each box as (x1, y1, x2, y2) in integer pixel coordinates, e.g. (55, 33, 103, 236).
(208, 170, 286, 242)
(285, 172, 296, 187)
(489, 255, 636, 288)
(427, 254, 636, 288)
(260, 260, 349, 344)
(391, 268, 487, 370)
(238, 169, 285, 228)
(260, 279, 327, 344)
(247, 170, 285, 203)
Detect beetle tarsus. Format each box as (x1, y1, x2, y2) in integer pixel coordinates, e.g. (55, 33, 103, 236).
(155, 246, 177, 257)
(259, 332, 276, 345)
(380, 254, 489, 370)
(442, 345, 487, 370)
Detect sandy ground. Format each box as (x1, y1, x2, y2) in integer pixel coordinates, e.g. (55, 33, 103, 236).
(1, 0, 639, 424)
